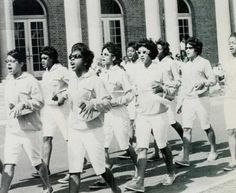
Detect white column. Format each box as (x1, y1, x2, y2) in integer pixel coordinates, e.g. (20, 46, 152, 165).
(215, 0, 231, 65)
(64, 0, 82, 55)
(3, 0, 15, 51)
(164, 0, 180, 55)
(231, 0, 236, 32)
(86, 0, 103, 60)
(0, 0, 15, 79)
(144, 0, 161, 41)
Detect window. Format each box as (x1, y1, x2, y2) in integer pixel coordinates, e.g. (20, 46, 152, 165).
(13, 0, 48, 77)
(177, 0, 192, 41)
(101, 0, 125, 56)
(13, 0, 44, 15)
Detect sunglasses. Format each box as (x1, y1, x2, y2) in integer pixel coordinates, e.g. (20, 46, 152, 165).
(101, 53, 112, 57)
(69, 54, 82, 60)
(137, 50, 149, 55)
(186, 46, 194, 50)
(5, 59, 17, 63)
(41, 56, 49, 60)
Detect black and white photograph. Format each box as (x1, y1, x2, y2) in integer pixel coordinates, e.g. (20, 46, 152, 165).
(0, 0, 236, 193)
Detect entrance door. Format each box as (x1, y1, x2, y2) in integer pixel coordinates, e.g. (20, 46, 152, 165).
(14, 19, 48, 77)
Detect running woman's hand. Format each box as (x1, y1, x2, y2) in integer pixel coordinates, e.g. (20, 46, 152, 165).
(176, 104, 182, 114)
(152, 81, 164, 94)
(79, 101, 95, 120)
(195, 81, 205, 91)
(11, 102, 26, 118)
(57, 96, 66, 106)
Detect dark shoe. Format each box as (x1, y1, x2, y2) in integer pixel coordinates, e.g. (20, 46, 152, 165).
(125, 180, 145, 192)
(89, 180, 107, 190)
(32, 170, 51, 178)
(113, 187, 122, 193)
(58, 174, 69, 184)
(117, 151, 130, 159)
(175, 160, 190, 167)
(32, 172, 40, 178)
(42, 187, 53, 193)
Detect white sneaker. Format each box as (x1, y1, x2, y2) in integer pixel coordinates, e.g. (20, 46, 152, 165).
(42, 187, 53, 193)
(58, 174, 69, 184)
(207, 152, 218, 161)
(162, 174, 176, 186)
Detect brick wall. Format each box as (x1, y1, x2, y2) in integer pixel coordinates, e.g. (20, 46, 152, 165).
(60, 0, 218, 65)
(158, 0, 218, 64)
(183, 0, 218, 64)
(80, 0, 89, 46)
(80, 0, 147, 51)
(42, 0, 68, 66)
(111, 0, 218, 65)
(118, 0, 146, 47)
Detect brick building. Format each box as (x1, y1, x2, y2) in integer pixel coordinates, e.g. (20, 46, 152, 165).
(0, 0, 235, 79)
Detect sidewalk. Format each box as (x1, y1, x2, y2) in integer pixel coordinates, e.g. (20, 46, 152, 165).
(1, 85, 235, 193)
(201, 177, 236, 193)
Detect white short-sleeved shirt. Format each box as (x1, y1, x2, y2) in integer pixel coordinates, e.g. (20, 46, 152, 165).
(5, 72, 43, 136)
(100, 65, 132, 101)
(68, 70, 110, 130)
(224, 57, 236, 129)
(122, 61, 137, 84)
(224, 58, 236, 99)
(41, 64, 69, 105)
(160, 56, 181, 87)
(180, 56, 215, 99)
(132, 62, 168, 115)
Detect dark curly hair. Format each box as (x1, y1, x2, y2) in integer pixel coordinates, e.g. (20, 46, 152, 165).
(229, 32, 236, 39)
(102, 42, 122, 66)
(71, 43, 94, 70)
(7, 49, 26, 63)
(136, 38, 158, 60)
(40, 46, 59, 64)
(126, 41, 138, 62)
(156, 39, 170, 61)
(127, 41, 137, 50)
(186, 37, 203, 55)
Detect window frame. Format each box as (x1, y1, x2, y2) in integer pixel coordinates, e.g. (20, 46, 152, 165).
(101, 14, 125, 56)
(13, 0, 48, 77)
(177, 0, 193, 40)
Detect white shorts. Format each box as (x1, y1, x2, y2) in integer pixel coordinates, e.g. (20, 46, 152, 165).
(41, 104, 69, 140)
(182, 97, 210, 130)
(127, 99, 136, 120)
(167, 101, 177, 125)
(67, 127, 105, 175)
(104, 108, 130, 150)
(4, 132, 42, 167)
(135, 113, 169, 149)
(224, 98, 236, 129)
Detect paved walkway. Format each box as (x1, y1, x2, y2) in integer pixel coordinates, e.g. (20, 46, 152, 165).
(201, 178, 236, 193)
(1, 85, 236, 192)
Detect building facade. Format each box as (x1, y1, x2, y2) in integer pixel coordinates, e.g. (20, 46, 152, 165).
(0, 0, 235, 79)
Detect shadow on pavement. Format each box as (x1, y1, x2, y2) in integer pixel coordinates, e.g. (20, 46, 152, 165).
(10, 140, 231, 193)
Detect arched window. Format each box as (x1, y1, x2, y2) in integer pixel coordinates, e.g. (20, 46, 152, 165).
(13, 0, 48, 77)
(101, 0, 125, 56)
(13, 0, 44, 15)
(177, 0, 192, 41)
